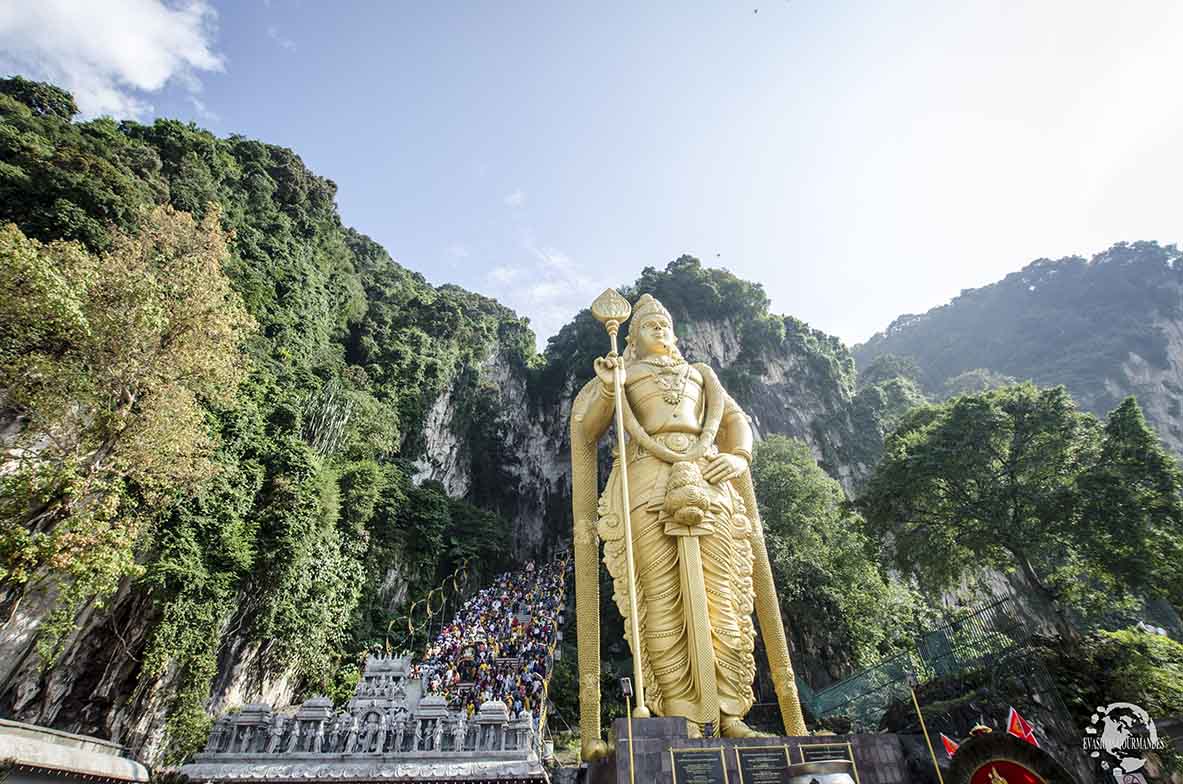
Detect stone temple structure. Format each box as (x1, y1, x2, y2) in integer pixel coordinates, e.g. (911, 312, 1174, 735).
(180, 654, 545, 782)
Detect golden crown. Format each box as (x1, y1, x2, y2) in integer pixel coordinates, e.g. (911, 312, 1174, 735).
(631, 294, 673, 325)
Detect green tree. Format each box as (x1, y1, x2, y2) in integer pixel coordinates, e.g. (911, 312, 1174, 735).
(939, 368, 1017, 399)
(1041, 628, 1183, 725)
(0, 81, 166, 249)
(752, 436, 931, 677)
(0, 206, 253, 659)
(858, 384, 1183, 636)
(0, 76, 78, 119)
(1075, 398, 1183, 608)
(858, 353, 924, 389)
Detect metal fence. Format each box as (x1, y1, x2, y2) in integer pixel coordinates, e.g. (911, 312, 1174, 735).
(916, 596, 1028, 677)
(799, 596, 1031, 732)
(809, 650, 919, 731)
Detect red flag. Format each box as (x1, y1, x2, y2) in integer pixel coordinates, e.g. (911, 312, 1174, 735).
(1006, 706, 1040, 747)
(940, 732, 960, 757)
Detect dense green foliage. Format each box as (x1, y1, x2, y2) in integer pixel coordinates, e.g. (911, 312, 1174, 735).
(752, 436, 933, 679)
(0, 208, 252, 660)
(533, 255, 852, 402)
(0, 78, 521, 762)
(1040, 628, 1183, 723)
(938, 367, 1017, 398)
(859, 384, 1183, 634)
(857, 353, 923, 389)
(820, 373, 928, 472)
(854, 241, 1183, 443)
(0, 76, 78, 120)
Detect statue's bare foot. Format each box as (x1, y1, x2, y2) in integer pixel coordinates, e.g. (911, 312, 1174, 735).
(686, 721, 703, 739)
(720, 716, 771, 739)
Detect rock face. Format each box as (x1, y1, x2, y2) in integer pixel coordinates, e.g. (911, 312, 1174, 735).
(1108, 313, 1183, 453)
(0, 576, 300, 766)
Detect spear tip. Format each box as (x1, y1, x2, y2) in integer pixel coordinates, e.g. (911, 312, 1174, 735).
(591, 288, 631, 326)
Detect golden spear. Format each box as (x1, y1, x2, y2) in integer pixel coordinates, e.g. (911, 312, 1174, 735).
(590, 288, 651, 720)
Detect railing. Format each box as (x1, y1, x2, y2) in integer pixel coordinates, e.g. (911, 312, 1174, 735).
(916, 596, 1027, 677)
(536, 550, 570, 760)
(809, 651, 920, 732)
(799, 597, 1029, 731)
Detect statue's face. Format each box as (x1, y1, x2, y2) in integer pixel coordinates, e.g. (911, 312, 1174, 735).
(634, 314, 675, 357)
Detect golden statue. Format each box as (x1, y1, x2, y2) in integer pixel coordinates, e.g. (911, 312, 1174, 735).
(571, 290, 806, 760)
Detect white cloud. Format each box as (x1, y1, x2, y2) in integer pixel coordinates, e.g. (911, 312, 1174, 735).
(489, 265, 522, 284)
(503, 188, 525, 208)
(482, 234, 608, 346)
(267, 24, 296, 51)
(0, 0, 223, 119)
(188, 94, 218, 122)
(527, 244, 575, 273)
(526, 281, 565, 301)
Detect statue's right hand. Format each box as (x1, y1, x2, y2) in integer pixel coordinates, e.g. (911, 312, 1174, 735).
(594, 355, 623, 388)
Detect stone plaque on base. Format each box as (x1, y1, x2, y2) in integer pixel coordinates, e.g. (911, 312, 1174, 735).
(609, 717, 906, 784)
(798, 740, 856, 764)
(670, 747, 728, 784)
(734, 745, 790, 784)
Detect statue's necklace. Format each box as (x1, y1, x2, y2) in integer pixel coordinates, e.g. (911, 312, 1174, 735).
(644, 359, 690, 405)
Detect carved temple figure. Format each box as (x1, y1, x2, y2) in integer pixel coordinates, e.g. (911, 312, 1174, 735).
(393, 717, 406, 753)
(266, 717, 284, 754)
(345, 716, 359, 753)
(356, 714, 373, 752)
(524, 720, 536, 754)
(285, 721, 301, 754)
(241, 726, 255, 754)
(418, 718, 432, 752)
(375, 714, 388, 754)
(312, 720, 324, 754)
(325, 717, 340, 754)
(432, 718, 444, 751)
(451, 715, 466, 751)
(571, 292, 807, 760)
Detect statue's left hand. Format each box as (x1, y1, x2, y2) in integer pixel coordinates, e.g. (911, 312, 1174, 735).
(703, 453, 748, 484)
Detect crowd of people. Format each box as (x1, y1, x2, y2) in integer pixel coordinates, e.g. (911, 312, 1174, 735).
(414, 555, 568, 722)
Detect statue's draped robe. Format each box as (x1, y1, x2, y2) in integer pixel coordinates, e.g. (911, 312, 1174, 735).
(584, 362, 757, 726)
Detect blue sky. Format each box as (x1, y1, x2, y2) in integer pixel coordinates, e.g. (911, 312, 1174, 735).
(3, 1, 1182, 348)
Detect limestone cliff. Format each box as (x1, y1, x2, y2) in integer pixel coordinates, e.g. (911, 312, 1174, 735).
(0, 577, 300, 765)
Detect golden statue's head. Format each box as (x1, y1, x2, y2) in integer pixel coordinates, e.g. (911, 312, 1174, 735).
(625, 294, 685, 364)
